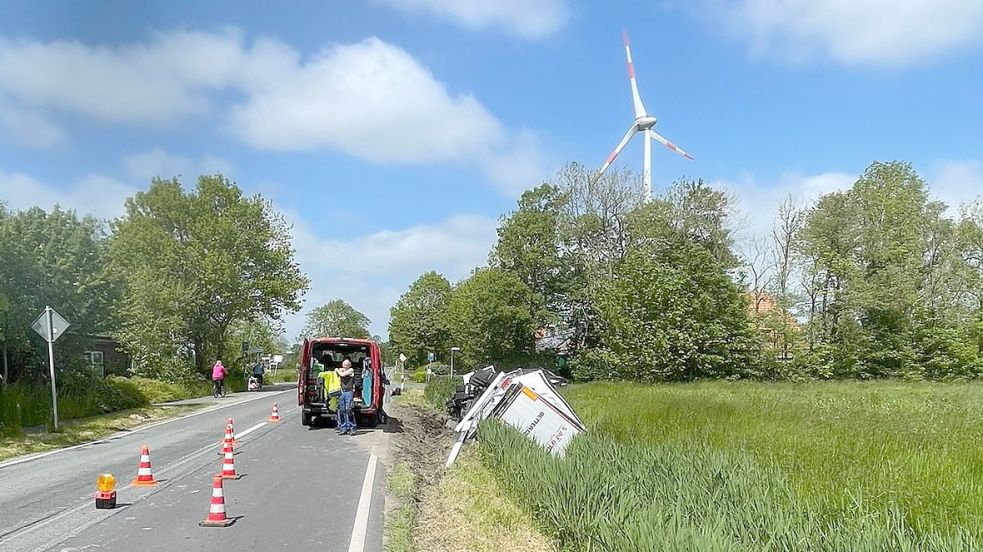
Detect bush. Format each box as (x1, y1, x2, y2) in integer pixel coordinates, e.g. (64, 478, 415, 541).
(412, 369, 427, 383)
(117, 377, 211, 403)
(97, 378, 149, 412)
(424, 376, 461, 412)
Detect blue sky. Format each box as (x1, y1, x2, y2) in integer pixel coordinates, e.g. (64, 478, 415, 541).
(2, 1, 983, 340)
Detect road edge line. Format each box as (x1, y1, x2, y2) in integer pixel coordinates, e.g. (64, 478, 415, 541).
(347, 454, 379, 552)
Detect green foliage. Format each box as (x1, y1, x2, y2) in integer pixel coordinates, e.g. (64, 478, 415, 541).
(388, 271, 452, 366)
(109, 175, 308, 377)
(0, 375, 151, 433)
(302, 299, 370, 339)
(412, 369, 426, 383)
(116, 376, 212, 403)
(563, 381, 983, 542)
(447, 268, 535, 370)
(490, 184, 571, 330)
(423, 375, 460, 411)
(0, 206, 118, 381)
(594, 221, 759, 382)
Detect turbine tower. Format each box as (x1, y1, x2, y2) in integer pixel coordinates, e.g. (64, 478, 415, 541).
(597, 31, 693, 199)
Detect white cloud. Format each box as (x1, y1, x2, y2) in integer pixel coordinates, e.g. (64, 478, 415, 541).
(0, 30, 243, 125)
(713, 0, 983, 66)
(378, 0, 569, 38)
(282, 211, 497, 340)
(0, 31, 547, 195)
(0, 169, 137, 220)
(0, 98, 66, 148)
(123, 148, 235, 182)
(927, 159, 983, 214)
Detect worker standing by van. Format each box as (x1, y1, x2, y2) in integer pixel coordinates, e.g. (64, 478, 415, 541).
(335, 359, 356, 435)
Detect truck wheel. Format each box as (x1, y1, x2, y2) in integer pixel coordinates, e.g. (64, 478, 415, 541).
(301, 412, 312, 426)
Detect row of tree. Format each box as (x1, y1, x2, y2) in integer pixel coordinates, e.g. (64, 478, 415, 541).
(0, 175, 308, 384)
(388, 160, 983, 381)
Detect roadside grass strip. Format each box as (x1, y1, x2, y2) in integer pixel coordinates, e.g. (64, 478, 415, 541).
(416, 447, 558, 552)
(0, 405, 203, 462)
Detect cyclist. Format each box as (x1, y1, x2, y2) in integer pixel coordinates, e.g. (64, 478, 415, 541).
(212, 360, 227, 397)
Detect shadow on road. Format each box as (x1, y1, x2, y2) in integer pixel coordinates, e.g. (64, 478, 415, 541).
(382, 416, 404, 434)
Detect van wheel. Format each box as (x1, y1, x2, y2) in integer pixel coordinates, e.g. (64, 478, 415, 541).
(377, 409, 388, 426)
(301, 412, 312, 426)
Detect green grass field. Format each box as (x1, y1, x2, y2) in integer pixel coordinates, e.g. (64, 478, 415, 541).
(472, 380, 983, 550)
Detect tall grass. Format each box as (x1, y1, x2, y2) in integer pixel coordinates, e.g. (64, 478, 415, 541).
(474, 380, 983, 549)
(424, 376, 460, 412)
(479, 420, 975, 551)
(563, 381, 983, 539)
(0, 375, 217, 435)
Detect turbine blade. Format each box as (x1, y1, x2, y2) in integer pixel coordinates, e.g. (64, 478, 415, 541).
(598, 125, 639, 176)
(650, 130, 693, 160)
(623, 31, 646, 119)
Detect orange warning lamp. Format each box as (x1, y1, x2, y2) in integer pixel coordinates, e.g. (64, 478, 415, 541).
(95, 473, 117, 509)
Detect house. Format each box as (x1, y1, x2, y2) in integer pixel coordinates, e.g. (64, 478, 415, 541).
(78, 334, 131, 377)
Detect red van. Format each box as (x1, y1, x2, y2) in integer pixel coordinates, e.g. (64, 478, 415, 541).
(297, 337, 387, 427)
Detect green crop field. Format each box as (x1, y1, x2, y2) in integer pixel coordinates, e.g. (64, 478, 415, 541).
(477, 380, 983, 550)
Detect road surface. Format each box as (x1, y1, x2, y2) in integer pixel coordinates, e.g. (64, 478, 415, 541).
(0, 385, 389, 552)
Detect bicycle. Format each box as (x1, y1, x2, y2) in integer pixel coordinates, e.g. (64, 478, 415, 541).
(213, 379, 227, 398)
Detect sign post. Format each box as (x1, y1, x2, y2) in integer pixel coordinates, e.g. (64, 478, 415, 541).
(427, 351, 435, 383)
(398, 353, 407, 392)
(31, 306, 71, 430)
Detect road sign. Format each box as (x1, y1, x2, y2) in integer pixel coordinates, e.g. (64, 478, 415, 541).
(399, 353, 407, 364)
(31, 307, 70, 343)
(31, 306, 70, 430)
(427, 352, 435, 362)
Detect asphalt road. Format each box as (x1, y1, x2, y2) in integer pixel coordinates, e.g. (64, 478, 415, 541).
(0, 385, 389, 552)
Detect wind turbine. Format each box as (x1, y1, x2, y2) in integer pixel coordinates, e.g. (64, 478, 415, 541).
(597, 31, 692, 199)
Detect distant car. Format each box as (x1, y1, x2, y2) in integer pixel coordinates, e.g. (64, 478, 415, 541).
(297, 336, 386, 427)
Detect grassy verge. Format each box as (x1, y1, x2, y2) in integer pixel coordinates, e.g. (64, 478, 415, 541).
(471, 380, 983, 550)
(269, 367, 298, 384)
(384, 387, 555, 552)
(415, 447, 558, 552)
(385, 462, 416, 552)
(0, 404, 203, 462)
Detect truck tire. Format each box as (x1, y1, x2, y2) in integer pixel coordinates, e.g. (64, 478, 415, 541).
(301, 411, 312, 426)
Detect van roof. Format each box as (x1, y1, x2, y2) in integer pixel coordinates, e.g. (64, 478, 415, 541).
(309, 337, 377, 346)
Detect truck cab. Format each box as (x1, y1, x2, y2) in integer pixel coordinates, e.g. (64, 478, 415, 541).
(297, 337, 386, 427)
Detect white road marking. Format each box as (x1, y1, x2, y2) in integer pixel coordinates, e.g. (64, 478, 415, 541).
(347, 454, 379, 552)
(236, 422, 267, 439)
(0, 388, 294, 470)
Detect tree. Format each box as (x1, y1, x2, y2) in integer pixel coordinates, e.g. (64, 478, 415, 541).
(592, 237, 759, 382)
(0, 206, 118, 382)
(109, 175, 309, 377)
(446, 268, 535, 369)
(388, 271, 452, 366)
(302, 299, 370, 339)
(490, 184, 570, 331)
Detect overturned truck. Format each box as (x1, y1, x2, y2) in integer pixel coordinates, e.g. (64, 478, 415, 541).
(445, 367, 586, 466)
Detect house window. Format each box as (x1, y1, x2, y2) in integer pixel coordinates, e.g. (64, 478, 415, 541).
(84, 351, 105, 377)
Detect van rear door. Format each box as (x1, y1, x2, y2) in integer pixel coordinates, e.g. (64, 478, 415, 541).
(298, 338, 310, 406)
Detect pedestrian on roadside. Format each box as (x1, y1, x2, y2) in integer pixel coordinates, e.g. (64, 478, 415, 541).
(212, 360, 227, 397)
(335, 358, 356, 435)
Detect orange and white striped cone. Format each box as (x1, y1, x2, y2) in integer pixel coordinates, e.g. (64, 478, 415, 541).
(131, 445, 158, 486)
(222, 423, 235, 447)
(268, 402, 280, 422)
(199, 474, 235, 527)
(226, 417, 237, 444)
(220, 441, 240, 479)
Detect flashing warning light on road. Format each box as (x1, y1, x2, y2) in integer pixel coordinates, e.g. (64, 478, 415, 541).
(95, 473, 117, 509)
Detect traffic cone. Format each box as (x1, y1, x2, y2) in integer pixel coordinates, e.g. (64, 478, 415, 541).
(199, 474, 235, 527)
(226, 417, 237, 444)
(131, 445, 158, 486)
(223, 422, 235, 447)
(269, 402, 280, 422)
(220, 441, 240, 479)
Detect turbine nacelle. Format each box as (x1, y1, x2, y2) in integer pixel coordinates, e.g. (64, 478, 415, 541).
(635, 116, 657, 130)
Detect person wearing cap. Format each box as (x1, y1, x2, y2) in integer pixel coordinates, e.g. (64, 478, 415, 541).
(335, 358, 356, 435)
